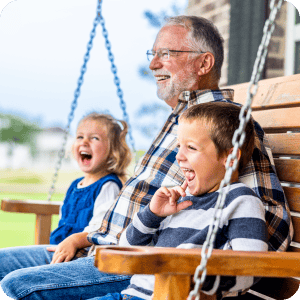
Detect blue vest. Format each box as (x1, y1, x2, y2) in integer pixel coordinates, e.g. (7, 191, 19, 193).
(50, 173, 122, 245)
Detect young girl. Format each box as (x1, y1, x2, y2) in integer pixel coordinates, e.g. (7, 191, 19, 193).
(46, 112, 132, 263)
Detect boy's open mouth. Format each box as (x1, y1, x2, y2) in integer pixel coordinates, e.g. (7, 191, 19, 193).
(182, 168, 195, 182)
(80, 151, 92, 164)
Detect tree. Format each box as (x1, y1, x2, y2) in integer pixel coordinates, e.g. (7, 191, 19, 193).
(0, 113, 41, 158)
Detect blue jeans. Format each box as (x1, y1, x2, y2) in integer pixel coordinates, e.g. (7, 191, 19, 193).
(89, 293, 144, 300)
(0, 245, 131, 300)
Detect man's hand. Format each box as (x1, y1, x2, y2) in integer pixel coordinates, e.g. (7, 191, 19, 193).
(149, 181, 192, 217)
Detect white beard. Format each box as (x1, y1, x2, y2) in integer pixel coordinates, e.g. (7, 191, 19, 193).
(156, 71, 198, 103)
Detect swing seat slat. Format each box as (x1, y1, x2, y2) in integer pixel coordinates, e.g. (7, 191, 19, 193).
(95, 73, 300, 300)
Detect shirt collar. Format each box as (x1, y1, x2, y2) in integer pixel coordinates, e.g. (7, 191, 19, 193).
(172, 89, 235, 115)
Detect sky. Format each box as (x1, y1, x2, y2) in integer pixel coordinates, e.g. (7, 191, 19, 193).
(0, 0, 188, 150)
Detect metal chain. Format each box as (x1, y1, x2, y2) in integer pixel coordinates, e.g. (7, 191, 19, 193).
(47, 0, 136, 201)
(47, 1, 102, 201)
(188, 0, 283, 298)
(98, 2, 136, 154)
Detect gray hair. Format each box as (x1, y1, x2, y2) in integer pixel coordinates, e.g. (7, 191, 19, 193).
(164, 16, 224, 81)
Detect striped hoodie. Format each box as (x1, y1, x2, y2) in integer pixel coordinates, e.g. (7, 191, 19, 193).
(120, 182, 268, 300)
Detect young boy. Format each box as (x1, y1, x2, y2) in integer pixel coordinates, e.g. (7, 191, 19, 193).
(89, 102, 268, 300)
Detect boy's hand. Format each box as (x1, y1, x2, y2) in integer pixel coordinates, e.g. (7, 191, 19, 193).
(47, 236, 78, 264)
(149, 181, 192, 217)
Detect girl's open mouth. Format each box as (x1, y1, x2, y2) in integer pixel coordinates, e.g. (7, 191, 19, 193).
(80, 151, 92, 164)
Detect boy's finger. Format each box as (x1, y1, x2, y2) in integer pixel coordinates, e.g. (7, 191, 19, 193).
(177, 200, 193, 212)
(169, 189, 177, 206)
(173, 185, 187, 198)
(181, 180, 188, 190)
(160, 187, 171, 197)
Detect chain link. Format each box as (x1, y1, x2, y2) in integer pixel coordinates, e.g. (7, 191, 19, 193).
(47, 1, 102, 202)
(188, 0, 283, 298)
(48, 0, 136, 201)
(98, 2, 136, 154)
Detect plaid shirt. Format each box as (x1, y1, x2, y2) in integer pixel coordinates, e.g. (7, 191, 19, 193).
(87, 89, 293, 253)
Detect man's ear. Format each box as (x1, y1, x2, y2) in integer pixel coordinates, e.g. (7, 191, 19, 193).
(197, 52, 215, 76)
(223, 148, 241, 167)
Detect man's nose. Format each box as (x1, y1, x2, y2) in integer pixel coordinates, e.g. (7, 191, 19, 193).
(149, 54, 163, 70)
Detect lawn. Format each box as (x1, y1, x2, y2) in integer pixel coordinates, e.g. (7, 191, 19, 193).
(0, 154, 142, 248)
(0, 159, 143, 300)
(0, 169, 80, 248)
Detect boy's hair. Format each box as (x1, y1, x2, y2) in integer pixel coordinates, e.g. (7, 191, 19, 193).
(180, 102, 255, 173)
(79, 112, 132, 183)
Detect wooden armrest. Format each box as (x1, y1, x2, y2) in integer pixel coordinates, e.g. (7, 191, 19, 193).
(1, 199, 62, 245)
(95, 246, 300, 300)
(1, 199, 61, 215)
(95, 246, 300, 277)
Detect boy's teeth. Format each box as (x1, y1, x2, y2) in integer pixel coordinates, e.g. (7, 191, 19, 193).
(182, 168, 195, 181)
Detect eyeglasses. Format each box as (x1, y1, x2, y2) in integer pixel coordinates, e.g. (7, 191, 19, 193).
(146, 48, 205, 61)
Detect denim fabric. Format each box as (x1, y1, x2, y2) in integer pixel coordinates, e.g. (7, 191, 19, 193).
(88, 293, 144, 300)
(0, 246, 130, 300)
(0, 245, 54, 280)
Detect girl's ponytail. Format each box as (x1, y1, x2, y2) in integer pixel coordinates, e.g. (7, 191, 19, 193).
(107, 118, 132, 183)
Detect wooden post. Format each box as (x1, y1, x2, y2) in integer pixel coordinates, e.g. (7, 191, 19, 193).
(35, 214, 52, 245)
(153, 274, 191, 300)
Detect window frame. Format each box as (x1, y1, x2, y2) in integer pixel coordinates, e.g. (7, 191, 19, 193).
(285, 3, 300, 75)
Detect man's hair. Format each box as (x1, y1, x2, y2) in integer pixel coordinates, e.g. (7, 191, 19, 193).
(78, 112, 132, 183)
(179, 102, 255, 173)
(164, 16, 224, 81)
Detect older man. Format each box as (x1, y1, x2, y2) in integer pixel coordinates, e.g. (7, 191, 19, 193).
(1, 16, 292, 300)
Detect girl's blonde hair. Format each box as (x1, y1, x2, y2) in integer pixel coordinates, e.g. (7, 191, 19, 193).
(79, 112, 132, 183)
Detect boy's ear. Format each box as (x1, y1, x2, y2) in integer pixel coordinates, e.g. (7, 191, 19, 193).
(197, 52, 215, 76)
(223, 148, 241, 167)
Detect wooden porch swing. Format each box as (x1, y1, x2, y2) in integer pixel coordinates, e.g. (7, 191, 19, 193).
(2, 0, 300, 299)
(95, 72, 300, 300)
(94, 1, 300, 299)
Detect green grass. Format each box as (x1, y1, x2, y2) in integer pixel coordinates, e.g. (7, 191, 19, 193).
(0, 154, 144, 248)
(0, 176, 43, 184)
(0, 166, 133, 248)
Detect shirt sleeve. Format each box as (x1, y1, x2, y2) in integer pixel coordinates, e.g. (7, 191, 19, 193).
(83, 181, 121, 234)
(119, 205, 165, 247)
